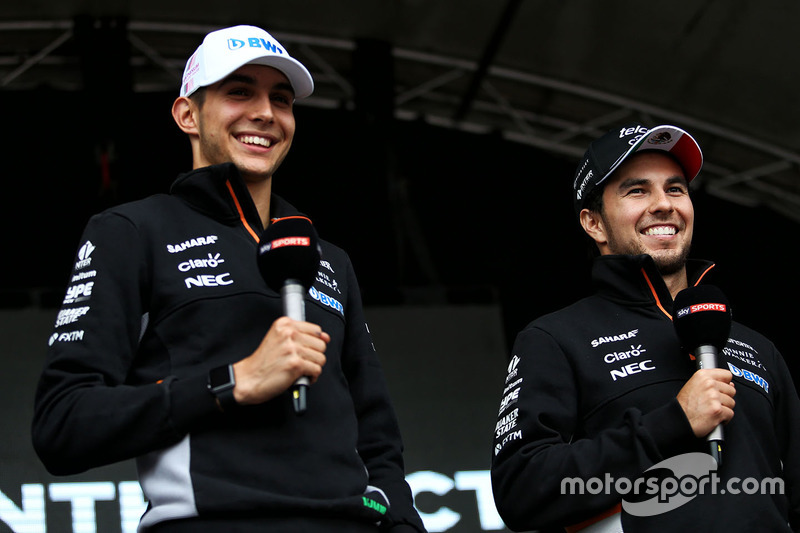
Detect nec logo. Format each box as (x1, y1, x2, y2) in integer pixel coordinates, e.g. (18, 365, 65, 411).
(610, 360, 656, 381)
(184, 273, 233, 289)
(227, 37, 284, 54)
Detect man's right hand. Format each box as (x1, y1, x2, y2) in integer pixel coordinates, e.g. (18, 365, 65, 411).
(231, 316, 330, 406)
(676, 368, 736, 438)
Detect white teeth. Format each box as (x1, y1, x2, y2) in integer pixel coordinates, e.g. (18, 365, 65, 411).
(240, 135, 271, 147)
(644, 226, 676, 236)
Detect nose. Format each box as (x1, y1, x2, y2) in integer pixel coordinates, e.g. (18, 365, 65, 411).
(649, 189, 674, 214)
(250, 95, 274, 123)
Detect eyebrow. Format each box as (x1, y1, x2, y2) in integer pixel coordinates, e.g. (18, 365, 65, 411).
(218, 74, 296, 97)
(617, 175, 688, 189)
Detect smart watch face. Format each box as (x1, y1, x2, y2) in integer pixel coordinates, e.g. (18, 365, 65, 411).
(208, 364, 235, 393)
(208, 364, 236, 411)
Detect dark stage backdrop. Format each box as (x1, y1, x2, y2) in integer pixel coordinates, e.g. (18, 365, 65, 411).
(2, 90, 799, 533)
(1, 305, 512, 533)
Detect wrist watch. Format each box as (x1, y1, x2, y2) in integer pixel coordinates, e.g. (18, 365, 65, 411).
(207, 364, 237, 412)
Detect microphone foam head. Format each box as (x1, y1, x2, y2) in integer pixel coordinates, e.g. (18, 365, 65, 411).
(673, 284, 732, 350)
(256, 216, 321, 291)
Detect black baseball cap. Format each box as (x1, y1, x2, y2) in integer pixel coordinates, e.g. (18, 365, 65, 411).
(572, 123, 703, 214)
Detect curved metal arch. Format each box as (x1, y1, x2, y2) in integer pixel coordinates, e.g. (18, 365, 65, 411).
(2, 19, 798, 221)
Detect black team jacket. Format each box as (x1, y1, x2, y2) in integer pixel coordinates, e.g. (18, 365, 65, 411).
(491, 254, 800, 532)
(32, 163, 425, 533)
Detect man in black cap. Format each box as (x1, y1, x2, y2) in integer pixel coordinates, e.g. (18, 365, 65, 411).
(32, 25, 425, 533)
(490, 124, 800, 531)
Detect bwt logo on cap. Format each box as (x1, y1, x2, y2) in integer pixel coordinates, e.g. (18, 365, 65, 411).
(227, 37, 285, 55)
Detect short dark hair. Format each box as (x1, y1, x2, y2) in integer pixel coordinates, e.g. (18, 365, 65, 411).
(581, 183, 605, 258)
(583, 182, 604, 215)
(190, 87, 207, 108)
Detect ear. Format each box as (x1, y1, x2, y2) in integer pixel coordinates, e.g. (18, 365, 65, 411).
(172, 96, 199, 136)
(579, 208, 608, 247)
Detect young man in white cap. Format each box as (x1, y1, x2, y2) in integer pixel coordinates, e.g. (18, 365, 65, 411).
(32, 25, 426, 533)
(490, 124, 800, 531)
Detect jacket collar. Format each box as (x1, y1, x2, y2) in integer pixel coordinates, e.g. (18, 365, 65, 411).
(169, 163, 303, 240)
(592, 254, 716, 318)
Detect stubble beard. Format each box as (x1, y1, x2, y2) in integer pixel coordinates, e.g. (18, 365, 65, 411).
(604, 223, 691, 276)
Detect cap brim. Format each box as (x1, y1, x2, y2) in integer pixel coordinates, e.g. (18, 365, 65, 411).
(245, 56, 314, 99)
(188, 51, 314, 99)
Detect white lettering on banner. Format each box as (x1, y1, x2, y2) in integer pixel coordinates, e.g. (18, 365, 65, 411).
(49, 482, 116, 533)
(0, 482, 145, 533)
(407, 470, 505, 532)
(0, 473, 502, 532)
(0, 484, 45, 532)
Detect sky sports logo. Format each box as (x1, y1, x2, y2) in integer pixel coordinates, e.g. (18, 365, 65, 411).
(675, 302, 727, 318)
(269, 237, 310, 249)
(560, 453, 783, 516)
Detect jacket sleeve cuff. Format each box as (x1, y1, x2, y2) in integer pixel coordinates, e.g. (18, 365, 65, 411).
(167, 373, 220, 433)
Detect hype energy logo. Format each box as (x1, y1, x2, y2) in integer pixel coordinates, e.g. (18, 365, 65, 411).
(227, 37, 284, 55)
(560, 453, 784, 516)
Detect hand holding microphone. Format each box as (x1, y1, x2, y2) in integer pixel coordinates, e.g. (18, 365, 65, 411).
(673, 285, 734, 466)
(255, 216, 326, 414)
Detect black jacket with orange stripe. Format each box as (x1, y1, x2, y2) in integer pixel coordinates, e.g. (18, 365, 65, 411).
(491, 254, 800, 532)
(32, 163, 425, 533)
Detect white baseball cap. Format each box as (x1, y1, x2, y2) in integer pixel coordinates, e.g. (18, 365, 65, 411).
(180, 25, 314, 99)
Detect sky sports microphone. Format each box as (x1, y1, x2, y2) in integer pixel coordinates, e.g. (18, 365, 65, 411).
(673, 284, 732, 466)
(256, 216, 322, 415)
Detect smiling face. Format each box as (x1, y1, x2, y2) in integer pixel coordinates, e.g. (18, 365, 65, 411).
(176, 64, 297, 183)
(581, 151, 695, 276)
